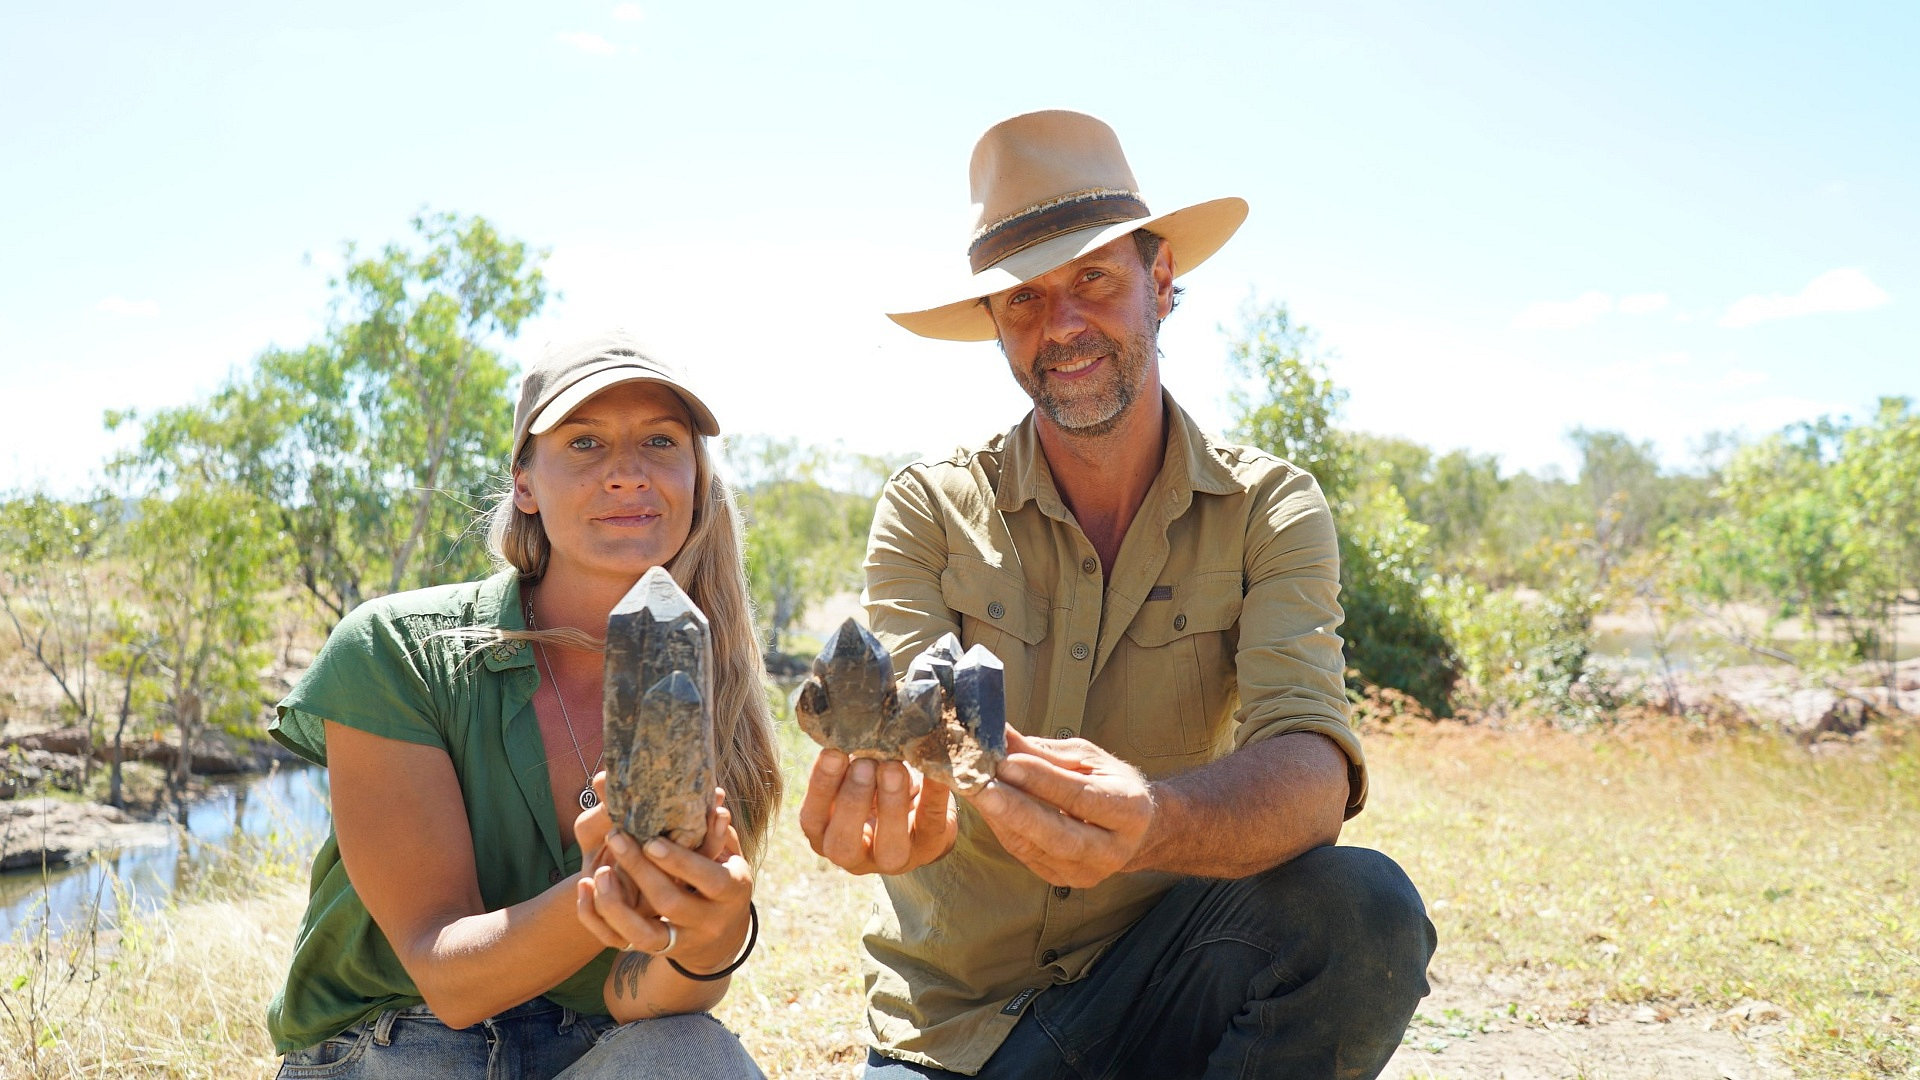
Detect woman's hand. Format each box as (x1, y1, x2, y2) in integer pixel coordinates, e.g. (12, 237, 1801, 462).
(575, 784, 754, 1017)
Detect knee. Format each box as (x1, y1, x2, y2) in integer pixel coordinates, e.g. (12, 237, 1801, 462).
(1257, 846, 1436, 983)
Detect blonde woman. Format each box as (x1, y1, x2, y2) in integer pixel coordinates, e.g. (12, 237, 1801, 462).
(267, 331, 781, 1078)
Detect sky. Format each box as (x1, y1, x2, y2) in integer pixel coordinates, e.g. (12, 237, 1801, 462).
(3, 0, 1914, 495)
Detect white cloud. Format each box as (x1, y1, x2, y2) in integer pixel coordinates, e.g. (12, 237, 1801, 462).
(1720, 268, 1890, 328)
(556, 31, 619, 55)
(1617, 292, 1669, 315)
(1719, 369, 1769, 389)
(611, 3, 644, 21)
(1514, 290, 1613, 330)
(96, 295, 159, 317)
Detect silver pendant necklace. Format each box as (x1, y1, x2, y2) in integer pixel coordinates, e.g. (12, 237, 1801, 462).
(526, 595, 603, 811)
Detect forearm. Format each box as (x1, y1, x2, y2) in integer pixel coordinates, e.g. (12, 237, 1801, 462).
(1125, 731, 1348, 878)
(400, 880, 606, 1029)
(602, 949, 731, 1022)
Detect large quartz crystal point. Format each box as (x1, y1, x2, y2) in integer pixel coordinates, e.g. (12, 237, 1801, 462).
(940, 643, 1007, 793)
(795, 617, 905, 757)
(602, 566, 716, 849)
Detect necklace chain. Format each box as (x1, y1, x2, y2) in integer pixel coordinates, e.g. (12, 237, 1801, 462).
(526, 594, 603, 812)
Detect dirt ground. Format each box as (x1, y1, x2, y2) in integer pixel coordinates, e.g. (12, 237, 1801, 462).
(1381, 968, 1793, 1080)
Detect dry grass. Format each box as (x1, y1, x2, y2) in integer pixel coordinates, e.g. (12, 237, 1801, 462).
(3, 718, 1915, 1078)
(1346, 719, 1920, 1078)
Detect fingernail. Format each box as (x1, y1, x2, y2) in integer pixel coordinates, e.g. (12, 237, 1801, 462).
(879, 766, 905, 793)
(975, 784, 1004, 813)
(608, 833, 632, 855)
(645, 839, 670, 858)
(820, 750, 847, 776)
(998, 760, 1025, 785)
(850, 759, 874, 785)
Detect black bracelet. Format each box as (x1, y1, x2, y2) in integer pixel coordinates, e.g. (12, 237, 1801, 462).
(668, 901, 758, 982)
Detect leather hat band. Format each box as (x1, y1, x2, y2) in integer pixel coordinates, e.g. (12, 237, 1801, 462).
(967, 188, 1149, 274)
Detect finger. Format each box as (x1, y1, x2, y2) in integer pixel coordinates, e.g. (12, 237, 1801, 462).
(575, 875, 628, 950)
(968, 778, 1102, 864)
(1005, 727, 1098, 770)
(869, 761, 915, 872)
(642, 835, 749, 901)
(797, 750, 849, 852)
(591, 865, 674, 951)
(820, 757, 881, 869)
(996, 754, 1137, 827)
(697, 791, 730, 860)
(911, 774, 956, 858)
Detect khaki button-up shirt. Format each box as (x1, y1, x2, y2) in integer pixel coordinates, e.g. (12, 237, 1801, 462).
(860, 393, 1365, 1074)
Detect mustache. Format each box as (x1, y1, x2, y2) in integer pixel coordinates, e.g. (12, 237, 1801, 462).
(1032, 333, 1120, 376)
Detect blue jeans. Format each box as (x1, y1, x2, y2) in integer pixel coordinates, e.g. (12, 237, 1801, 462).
(276, 998, 764, 1079)
(866, 846, 1435, 1080)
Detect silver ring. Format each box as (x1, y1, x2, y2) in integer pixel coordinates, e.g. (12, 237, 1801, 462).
(649, 921, 678, 956)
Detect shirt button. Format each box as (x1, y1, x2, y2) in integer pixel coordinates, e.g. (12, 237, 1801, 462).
(1081, 557, 1097, 574)
(1054, 727, 1073, 739)
(1173, 613, 1188, 631)
(1053, 886, 1071, 900)
(1071, 642, 1089, 660)
(548, 868, 565, 884)
(1041, 949, 1059, 965)
(987, 601, 1006, 620)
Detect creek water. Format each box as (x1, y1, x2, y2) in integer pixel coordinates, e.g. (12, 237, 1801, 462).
(0, 762, 332, 941)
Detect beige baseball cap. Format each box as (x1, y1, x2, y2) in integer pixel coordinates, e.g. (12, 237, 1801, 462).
(512, 330, 720, 463)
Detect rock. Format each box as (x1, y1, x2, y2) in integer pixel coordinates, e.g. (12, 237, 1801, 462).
(795, 624, 1006, 793)
(0, 797, 170, 872)
(601, 566, 716, 849)
(9, 725, 91, 756)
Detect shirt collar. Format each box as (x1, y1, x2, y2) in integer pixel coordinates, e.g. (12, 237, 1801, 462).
(994, 389, 1241, 514)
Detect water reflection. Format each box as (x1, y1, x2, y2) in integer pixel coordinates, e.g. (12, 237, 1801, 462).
(0, 762, 332, 941)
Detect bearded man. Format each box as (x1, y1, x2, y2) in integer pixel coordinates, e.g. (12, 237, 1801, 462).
(801, 110, 1436, 1079)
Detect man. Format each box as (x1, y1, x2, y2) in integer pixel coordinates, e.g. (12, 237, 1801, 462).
(801, 110, 1435, 1079)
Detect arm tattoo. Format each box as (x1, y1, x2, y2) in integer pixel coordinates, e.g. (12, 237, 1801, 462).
(613, 951, 650, 999)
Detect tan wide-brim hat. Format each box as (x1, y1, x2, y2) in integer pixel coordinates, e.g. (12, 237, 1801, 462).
(511, 330, 720, 464)
(887, 110, 1248, 342)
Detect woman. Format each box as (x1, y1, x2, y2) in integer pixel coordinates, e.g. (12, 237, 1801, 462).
(267, 331, 782, 1078)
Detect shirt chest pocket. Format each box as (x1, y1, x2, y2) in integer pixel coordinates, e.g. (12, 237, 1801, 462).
(1118, 572, 1243, 759)
(940, 557, 1048, 732)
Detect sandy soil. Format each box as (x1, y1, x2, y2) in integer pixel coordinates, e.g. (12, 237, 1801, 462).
(1382, 967, 1793, 1080)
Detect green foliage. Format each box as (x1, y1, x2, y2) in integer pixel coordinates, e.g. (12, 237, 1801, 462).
(1227, 302, 1456, 712)
(109, 211, 546, 623)
(120, 482, 287, 791)
(1227, 301, 1353, 501)
(726, 438, 882, 654)
(1338, 473, 1458, 714)
(1432, 574, 1603, 722)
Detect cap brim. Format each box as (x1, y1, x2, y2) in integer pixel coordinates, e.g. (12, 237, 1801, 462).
(886, 196, 1249, 342)
(527, 365, 721, 441)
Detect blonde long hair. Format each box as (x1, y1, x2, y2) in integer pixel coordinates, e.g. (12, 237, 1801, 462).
(485, 433, 783, 862)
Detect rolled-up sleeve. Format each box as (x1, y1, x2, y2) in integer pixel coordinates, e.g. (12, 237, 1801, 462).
(1232, 468, 1368, 817)
(864, 467, 961, 669)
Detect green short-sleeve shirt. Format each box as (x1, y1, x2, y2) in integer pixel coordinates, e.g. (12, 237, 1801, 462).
(265, 572, 615, 1054)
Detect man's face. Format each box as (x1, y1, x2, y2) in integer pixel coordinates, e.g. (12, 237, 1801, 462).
(986, 235, 1175, 438)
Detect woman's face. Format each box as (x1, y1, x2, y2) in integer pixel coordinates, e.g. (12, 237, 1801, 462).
(513, 381, 699, 588)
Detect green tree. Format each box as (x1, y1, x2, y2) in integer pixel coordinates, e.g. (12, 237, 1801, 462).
(1227, 302, 1457, 713)
(0, 492, 115, 787)
(119, 483, 286, 795)
(111, 211, 546, 622)
(727, 438, 877, 655)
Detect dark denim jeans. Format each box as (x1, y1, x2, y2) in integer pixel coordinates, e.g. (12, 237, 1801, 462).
(866, 846, 1435, 1080)
(276, 998, 763, 1079)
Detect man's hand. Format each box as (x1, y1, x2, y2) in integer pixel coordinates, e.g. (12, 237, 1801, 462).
(798, 749, 957, 875)
(962, 728, 1159, 889)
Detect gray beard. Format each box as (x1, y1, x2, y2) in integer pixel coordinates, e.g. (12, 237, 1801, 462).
(1026, 327, 1155, 438)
